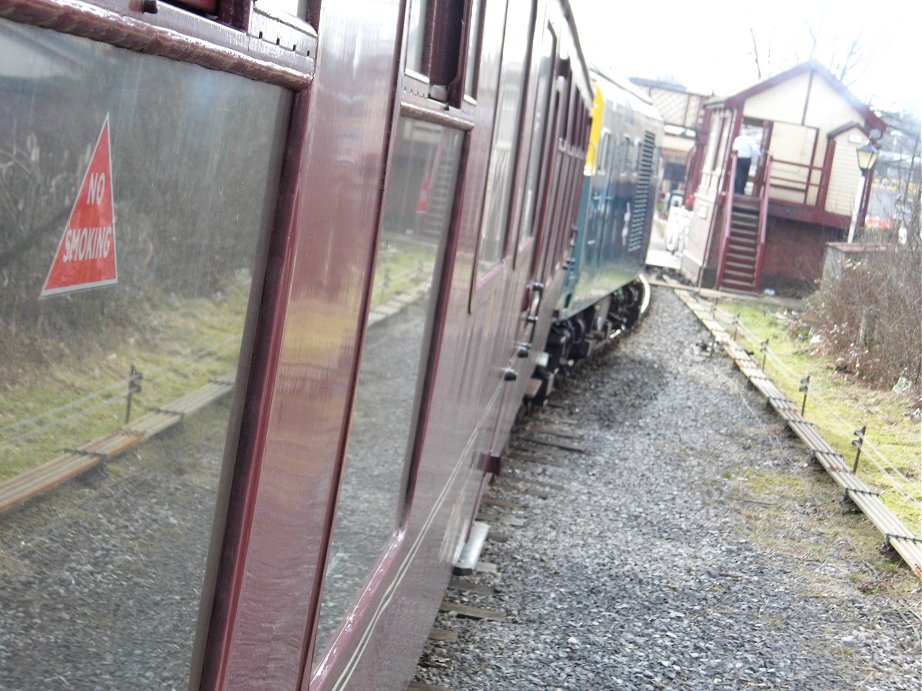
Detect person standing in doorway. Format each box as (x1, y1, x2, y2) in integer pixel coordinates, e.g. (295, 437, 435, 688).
(732, 130, 761, 195)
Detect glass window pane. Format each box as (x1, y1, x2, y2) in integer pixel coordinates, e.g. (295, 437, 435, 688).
(406, 0, 427, 74)
(252, 0, 309, 17)
(464, 0, 482, 96)
(477, 0, 531, 276)
(0, 19, 290, 689)
(313, 117, 463, 667)
(518, 26, 555, 241)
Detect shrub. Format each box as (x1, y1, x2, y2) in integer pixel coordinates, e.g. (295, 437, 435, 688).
(798, 240, 921, 393)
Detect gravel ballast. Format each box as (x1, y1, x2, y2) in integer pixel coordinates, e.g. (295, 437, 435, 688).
(414, 286, 921, 690)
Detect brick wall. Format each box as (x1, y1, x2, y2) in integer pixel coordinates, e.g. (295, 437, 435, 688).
(762, 218, 845, 287)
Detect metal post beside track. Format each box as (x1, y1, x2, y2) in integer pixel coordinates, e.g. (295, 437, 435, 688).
(851, 425, 866, 474)
(125, 365, 143, 424)
(799, 375, 810, 416)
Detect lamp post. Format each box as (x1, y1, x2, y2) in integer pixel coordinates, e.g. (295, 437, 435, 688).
(848, 142, 879, 243)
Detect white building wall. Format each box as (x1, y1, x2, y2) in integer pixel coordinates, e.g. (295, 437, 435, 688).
(804, 77, 869, 135)
(743, 73, 810, 124)
(740, 69, 871, 215)
(826, 132, 866, 217)
(768, 122, 819, 205)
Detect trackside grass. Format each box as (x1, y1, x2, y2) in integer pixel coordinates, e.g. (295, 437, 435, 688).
(0, 282, 249, 483)
(719, 301, 921, 537)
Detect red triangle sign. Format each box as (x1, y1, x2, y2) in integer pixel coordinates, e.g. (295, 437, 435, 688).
(40, 116, 118, 298)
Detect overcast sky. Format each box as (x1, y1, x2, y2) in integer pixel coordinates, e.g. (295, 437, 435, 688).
(569, 0, 920, 114)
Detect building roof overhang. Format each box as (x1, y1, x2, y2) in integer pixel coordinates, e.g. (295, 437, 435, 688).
(704, 60, 887, 138)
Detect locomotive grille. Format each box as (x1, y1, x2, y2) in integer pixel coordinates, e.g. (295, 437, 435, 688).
(627, 131, 656, 253)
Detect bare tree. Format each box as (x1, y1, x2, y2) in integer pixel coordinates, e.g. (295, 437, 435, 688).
(746, 24, 865, 87)
(830, 33, 864, 86)
(749, 28, 763, 79)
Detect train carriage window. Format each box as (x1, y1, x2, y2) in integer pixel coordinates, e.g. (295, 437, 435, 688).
(406, 0, 427, 74)
(312, 117, 464, 670)
(405, 0, 470, 104)
(476, 0, 532, 279)
(516, 25, 556, 244)
(567, 82, 579, 144)
(463, 0, 483, 98)
(248, 0, 308, 16)
(537, 74, 570, 282)
(161, 0, 311, 22)
(163, 0, 218, 12)
(0, 21, 290, 688)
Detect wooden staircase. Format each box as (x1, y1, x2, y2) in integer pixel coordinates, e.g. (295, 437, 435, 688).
(716, 156, 771, 293)
(720, 196, 761, 292)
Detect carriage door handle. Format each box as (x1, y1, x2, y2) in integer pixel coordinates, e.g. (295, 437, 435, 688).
(517, 282, 545, 357)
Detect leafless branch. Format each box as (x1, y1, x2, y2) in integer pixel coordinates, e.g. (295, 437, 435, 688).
(833, 34, 863, 85)
(749, 28, 762, 79)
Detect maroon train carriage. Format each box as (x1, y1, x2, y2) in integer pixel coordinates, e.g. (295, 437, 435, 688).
(0, 0, 596, 688)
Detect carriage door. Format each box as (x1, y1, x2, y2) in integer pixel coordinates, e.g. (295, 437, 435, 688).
(514, 23, 558, 356)
(309, 2, 469, 672)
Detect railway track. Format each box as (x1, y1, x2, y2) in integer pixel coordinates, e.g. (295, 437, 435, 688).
(411, 287, 920, 690)
(0, 373, 235, 515)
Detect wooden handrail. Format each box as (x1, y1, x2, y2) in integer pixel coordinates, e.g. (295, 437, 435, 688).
(767, 157, 822, 205)
(715, 152, 738, 289)
(753, 156, 772, 291)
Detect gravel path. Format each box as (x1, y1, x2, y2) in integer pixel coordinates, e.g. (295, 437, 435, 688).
(0, 407, 226, 689)
(414, 286, 921, 690)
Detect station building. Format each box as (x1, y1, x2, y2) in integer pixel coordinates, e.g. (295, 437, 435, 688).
(680, 60, 886, 293)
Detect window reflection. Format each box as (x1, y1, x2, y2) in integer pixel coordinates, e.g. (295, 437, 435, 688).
(518, 26, 555, 243)
(252, 0, 308, 17)
(0, 19, 289, 689)
(477, 0, 531, 277)
(406, 0, 427, 74)
(313, 118, 463, 666)
(464, 0, 482, 96)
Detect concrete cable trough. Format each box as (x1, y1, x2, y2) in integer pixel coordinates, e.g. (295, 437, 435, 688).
(674, 286, 922, 581)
